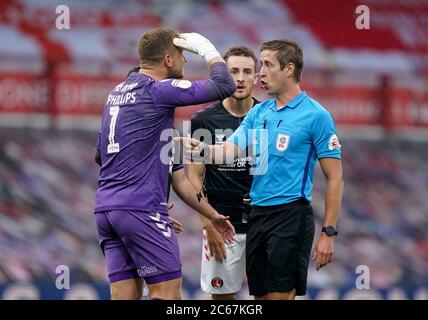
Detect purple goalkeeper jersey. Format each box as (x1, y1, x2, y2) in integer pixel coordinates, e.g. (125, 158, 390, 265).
(94, 62, 235, 214)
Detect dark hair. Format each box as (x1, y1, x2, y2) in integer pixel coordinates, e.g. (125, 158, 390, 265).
(137, 28, 180, 65)
(260, 39, 303, 82)
(127, 66, 140, 77)
(223, 46, 258, 71)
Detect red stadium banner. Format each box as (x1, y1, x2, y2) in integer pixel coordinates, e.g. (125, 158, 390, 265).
(53, 75, 122, 115)
(284, 0, 428, 54)
(0, 73, 50, 113)
(0, 4, 162, 29)
(308, 85, 380, 125)
(1, 73, 428, 128)
(390, 87, 428, 127)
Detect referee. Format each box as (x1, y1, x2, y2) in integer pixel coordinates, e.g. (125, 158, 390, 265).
(179, 39, 344, 300)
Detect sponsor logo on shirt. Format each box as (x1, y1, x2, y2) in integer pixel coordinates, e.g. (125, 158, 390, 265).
(328, 134, 341, 150)
(215, 133, 225, 144)
(171, 79, 192, 89)
(211, 277, 224, 288)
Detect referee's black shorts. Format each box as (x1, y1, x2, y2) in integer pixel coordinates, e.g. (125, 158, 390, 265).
(246, 199, 315, 297)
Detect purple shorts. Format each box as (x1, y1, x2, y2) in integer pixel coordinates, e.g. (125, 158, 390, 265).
(95, 210, 182, 284)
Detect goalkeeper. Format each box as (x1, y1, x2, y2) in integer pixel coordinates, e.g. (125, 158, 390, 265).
(94, 28, 236, 300)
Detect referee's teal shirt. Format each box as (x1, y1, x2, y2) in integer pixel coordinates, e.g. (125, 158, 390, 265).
(227, 91, 341, 206)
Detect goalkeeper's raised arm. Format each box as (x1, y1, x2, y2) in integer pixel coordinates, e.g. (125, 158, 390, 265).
(174, 32, 225, 66)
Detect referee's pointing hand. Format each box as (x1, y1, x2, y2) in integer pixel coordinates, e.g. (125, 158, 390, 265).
(174, 136, 210, 162)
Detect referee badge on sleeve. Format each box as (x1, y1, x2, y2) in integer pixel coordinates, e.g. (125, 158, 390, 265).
(276, 133, 290, 152)
(328, 134, 341, 150)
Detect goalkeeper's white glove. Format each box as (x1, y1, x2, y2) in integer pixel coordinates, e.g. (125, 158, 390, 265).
(173, 33, 221, 63)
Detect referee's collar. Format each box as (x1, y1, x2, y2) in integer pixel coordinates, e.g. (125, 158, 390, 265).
(287, 91, 307, 108)
(271, 91, 307, 110)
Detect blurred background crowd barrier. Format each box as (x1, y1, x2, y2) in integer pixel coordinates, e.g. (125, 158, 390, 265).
(0, 0, 427, 299)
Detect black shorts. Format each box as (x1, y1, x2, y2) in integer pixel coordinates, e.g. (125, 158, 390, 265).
(246, 199, 315, 296)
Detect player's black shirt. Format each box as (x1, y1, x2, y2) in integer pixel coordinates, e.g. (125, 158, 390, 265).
(191, 98, 259, 233)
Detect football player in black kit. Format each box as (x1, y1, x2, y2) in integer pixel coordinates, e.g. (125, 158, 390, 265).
(188, 46, 259, 300)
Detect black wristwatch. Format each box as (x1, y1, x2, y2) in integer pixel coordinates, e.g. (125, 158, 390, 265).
(322, 226, 338, 237)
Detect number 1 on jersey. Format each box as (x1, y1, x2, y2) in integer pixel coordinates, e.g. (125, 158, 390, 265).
(107, 106, 120, 154)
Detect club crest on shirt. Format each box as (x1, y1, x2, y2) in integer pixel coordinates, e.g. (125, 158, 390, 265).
(171, 79, 192, 89)
(215, 133, 225, 144)
(276, 133, 290, 151)
(211, 277, 224, 288)
(328, 134, 341, 150)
